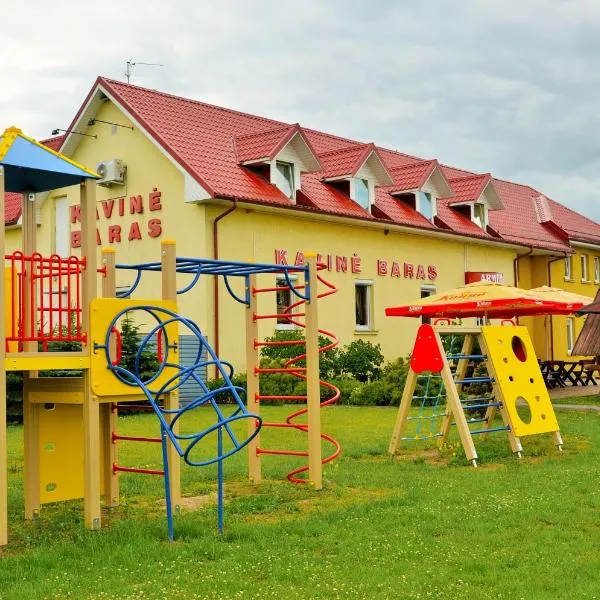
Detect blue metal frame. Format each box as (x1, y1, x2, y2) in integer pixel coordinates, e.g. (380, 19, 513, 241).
(115, 257, 312, 304)
(100, 304, 263, 541)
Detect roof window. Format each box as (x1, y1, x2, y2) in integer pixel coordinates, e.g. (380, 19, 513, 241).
(418, 192, 435, 221)
(353, 178, 371, 211)
(472, 202, 487, 229)
(274, 161, 295, 198)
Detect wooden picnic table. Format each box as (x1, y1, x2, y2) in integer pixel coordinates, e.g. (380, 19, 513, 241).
(539, 360, 598, 388)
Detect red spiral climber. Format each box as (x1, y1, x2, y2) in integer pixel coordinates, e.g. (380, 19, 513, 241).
(252, 263, 341, 483)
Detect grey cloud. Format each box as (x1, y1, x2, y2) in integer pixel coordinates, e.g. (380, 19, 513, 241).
(2, 0, 600, 219)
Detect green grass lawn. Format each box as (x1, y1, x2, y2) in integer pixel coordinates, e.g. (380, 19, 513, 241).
(2, 404, 600, 599)
(551, 393, 600, 406)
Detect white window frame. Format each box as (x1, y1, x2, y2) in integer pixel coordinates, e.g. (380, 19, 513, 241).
(355, 279, 373, 331)
(273, 160, 295, 199)
(566, 317, 575, 355)
(275, 275, 298, 330)
(472, 202, 488, 230)
(581, 254, 589, 282)
(564, 255, 573, 280)
(417, 191, 436, 222)
(350, 177, 372, 211)
(595, 256, 600, 283)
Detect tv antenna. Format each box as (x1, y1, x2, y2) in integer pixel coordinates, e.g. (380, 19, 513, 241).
(125, 59, 164, 83)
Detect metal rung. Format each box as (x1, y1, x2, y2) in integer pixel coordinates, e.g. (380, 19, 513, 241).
(447, 354, 487, 360)
(462, 402, 502, 410)
(407, 414, 445, 421)
(401, 433, 443, 441)
(470, 426, 509, 435)
(460, 396, 494, 403)
(454, 377, 494, 384)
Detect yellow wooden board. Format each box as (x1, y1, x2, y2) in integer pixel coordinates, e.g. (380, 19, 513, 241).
(481, 326, 560, 437)
(90, 298, 179, 397)
(38, 402, 106, 504)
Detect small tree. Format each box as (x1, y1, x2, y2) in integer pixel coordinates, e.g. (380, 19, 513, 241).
(118, 316, 161, 383)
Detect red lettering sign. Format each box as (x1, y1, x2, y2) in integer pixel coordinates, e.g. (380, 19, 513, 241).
(465, 272, 504, 284)
(275, 249, 288, 265)
(351, 254, 362, 274)
(377, 260, 388, 275)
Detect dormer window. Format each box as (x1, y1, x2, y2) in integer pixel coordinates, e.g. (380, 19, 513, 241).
(353, 178, 371, 210)
(274, 161, 295, 198)
(473, 202, 487, 229)
(418, 192, 434, 221)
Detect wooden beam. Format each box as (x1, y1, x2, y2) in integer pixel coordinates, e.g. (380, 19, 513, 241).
(0, 169, 7, 545)
(80, 179, 101, 530)
(304, 254, 322, 490)
(245, 273, 261, 483)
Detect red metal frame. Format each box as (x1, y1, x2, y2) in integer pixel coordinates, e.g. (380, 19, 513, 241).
(4, 251, 86, 350)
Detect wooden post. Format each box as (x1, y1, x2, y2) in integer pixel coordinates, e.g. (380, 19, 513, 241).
(22, 190, 40, 520)
(388, 368, 418, 454)
(438, 333, 474, 449)
(304, 254, 322, 490)
(161, 239, 180, 511)
(80, 179, 101, 530)
(0, 169, 7, 545)
(245, 274, 261, 483)
(101, 248, 119, 507)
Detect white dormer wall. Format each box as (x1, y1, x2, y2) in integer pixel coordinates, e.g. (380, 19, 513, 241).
(420, 178, 439, 219)
(270, 139, 304, 202)
(352, 161, 378, 211)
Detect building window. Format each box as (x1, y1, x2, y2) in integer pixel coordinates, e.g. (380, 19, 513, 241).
(420, 286, 435, 325)
(567, 317, 575, 355)
(354, 178, 370, 210)
(564, 255, 573, 280)
(274, 161, 295, 198)
(581, 254, 589, 282)
(472, 203, 487, 229)
(595, 257, 600, 283)
(276, 277, 297, 329)
(355, 281, 373, 330)
(418, 192, 434, 221)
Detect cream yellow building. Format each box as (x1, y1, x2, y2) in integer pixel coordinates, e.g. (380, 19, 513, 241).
(5, 77, 600, 368)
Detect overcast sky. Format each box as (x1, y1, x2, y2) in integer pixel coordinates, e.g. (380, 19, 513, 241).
(2, 0, 599, 220)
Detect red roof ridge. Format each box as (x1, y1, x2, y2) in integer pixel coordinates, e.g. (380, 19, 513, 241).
(98, 77, 284, 130)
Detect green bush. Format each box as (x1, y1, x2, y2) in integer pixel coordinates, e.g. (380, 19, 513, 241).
(338, 339, 384, 382)
(260, 330, 341, 379)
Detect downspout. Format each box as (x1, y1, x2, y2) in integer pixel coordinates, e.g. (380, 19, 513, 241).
(547, 253, 567, 360)
(512, 247, 533, 326)
(513, 246, 533, 288)
(213, 199, 238, 377)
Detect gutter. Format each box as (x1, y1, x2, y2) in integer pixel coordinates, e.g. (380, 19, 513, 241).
(212, 199, 238, 378)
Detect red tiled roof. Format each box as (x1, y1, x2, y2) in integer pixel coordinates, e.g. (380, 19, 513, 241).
(489, 180, 571, 252)
(387, 160, 438, 193)
(319, 144, 372, 179)
(546, 198, 600, 245)
(47, 77, 600, 253)
(445, 174, 491, 205)
(234, 125, 294, 163)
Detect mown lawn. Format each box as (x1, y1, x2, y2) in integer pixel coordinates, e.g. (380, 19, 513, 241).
(1, 404, 600, 599)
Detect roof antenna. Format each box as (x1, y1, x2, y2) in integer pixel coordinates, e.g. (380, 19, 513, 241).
(125, 59, 164, 83)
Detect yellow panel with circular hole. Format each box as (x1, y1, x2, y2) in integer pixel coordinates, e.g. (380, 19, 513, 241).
(90, 298, 179, 397)
(481, 325, 560, 437)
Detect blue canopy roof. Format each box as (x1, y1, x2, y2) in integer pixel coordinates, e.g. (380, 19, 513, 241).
(0, 127, 98, 193)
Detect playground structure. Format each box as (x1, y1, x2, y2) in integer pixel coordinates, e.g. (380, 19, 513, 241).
(0, 127, 340, 545)
(384, 282, 583, 465)
(388, 323, 563, 465)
